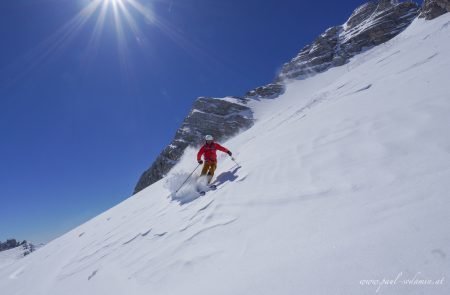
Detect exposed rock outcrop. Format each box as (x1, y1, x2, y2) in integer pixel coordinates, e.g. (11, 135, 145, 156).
(245, 83, 285, 100)
(419, 0, 450, 20)
(277, 0, 419, 80)
(0, 239, 36, 256)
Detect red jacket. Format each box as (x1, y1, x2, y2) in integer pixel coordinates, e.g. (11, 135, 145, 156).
(197, 142, 229, 163)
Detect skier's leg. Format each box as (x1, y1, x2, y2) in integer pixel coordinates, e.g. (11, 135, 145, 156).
(200, 163, 209, 176)
(207, 163, 217, 184)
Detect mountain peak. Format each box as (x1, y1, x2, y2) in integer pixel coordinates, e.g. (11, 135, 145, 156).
(277, 0, 419, 81)
(344, 0, 402, 30)
(377, 0, 398, 10)
(344, 1, 378, 30)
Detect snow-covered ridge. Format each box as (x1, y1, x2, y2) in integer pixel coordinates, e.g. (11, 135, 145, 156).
(1, 13, 449, 295)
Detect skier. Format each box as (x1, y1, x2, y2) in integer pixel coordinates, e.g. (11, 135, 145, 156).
(197, 135, 232, 184)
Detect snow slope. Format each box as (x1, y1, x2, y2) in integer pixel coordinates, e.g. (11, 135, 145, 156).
(0, 247, 27, 271)
(1, 15, 450, 295)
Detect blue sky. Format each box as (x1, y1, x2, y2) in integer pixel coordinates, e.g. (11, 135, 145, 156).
(0, 0, 369, 244)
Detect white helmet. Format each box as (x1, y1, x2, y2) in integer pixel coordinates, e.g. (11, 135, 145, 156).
(205, 135, 214, 141)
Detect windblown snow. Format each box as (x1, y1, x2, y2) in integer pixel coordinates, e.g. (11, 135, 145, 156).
(1, 16, 450, 295)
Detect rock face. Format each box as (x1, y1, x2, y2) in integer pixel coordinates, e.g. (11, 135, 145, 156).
(419, 0, 450, 19)
(133, 0, 421, 194)
(245, 83, 285, 100)
(0, 239, 36, 256)
(277, 0, 419, 80)
(134, 97, 253, 194)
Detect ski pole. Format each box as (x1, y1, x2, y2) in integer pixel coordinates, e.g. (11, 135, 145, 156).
(174, 163, 201, 194)
(231, 157, 241, 167)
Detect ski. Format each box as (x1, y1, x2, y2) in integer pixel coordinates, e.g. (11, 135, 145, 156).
(197, 184, 217, 196)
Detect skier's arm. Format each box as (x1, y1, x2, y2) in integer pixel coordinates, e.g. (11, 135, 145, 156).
(215, 143, 232, 156)
(197, 146, 205, 161)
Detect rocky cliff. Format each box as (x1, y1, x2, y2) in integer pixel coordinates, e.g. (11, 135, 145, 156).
(0, 239, 36, 256)
(419, 0, 450, 19)
(277, 0, 419, 80)
(134, 0, 422, 194)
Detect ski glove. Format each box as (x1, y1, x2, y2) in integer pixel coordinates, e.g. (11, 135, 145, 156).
(227, 151, 232, 156)
(198, 160, 204, 164)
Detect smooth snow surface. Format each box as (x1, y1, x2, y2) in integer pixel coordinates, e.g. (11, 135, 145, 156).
(0, 247, 26, 270)
(1, 15, 450, 295)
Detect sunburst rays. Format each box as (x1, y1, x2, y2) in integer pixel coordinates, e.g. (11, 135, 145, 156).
(0, 0, 222, 89)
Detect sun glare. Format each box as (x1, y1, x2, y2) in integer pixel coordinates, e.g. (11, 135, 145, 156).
(68, 0, 159, 70)
(2, 0, 205, 86)
(105, 0, 125, 6)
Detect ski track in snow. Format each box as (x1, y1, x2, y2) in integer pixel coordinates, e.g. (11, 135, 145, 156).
(397, 52, 439, 73)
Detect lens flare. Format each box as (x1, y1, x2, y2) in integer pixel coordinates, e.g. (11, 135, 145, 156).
(1, 0, 220, 88)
